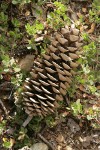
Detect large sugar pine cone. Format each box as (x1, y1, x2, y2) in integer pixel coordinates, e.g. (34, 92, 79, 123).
(22, 25, 83, 116)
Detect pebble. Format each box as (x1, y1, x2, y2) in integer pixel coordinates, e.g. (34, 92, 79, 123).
(31, 143, 48, 150)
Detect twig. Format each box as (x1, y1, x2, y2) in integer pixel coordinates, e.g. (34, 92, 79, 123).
(22, 115, 33, 127)
(37, 133, 55, 150)
(8, 87, 15, 100)
(40, 124, 48, 135)
(0, 99, 8, 116)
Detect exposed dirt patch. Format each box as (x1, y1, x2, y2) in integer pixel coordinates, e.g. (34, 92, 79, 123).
(42, 119, 100, 150)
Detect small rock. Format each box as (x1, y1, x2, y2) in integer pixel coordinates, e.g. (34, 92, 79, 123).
(31, 143, 48, 150)
(67, 118, 80, 133)
(98, 145, 100, 149)
(18, 146, 31, 150)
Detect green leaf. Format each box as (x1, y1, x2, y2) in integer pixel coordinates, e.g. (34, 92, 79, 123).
(12, 18, 20, 27)
(2, 55, 10, 68)
(3, 141, 12, 149)
(45, 115, 55, 128)
(25, 21, 44, 36)
(82, 64, 90, 74)
(0, 120, 6, 135)
(14, 67, 21, 73)
(87, 115, 93, 120)
(0, 12, 8, 23)
(88, 85, 97, 94)
(71, 99, 83, 116)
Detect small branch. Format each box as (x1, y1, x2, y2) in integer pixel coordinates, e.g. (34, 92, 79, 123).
(37, 133, 55, 150)
(0, 99, 8, 116)
(22, 115, 33, 127)
(8, 87, 15, 100)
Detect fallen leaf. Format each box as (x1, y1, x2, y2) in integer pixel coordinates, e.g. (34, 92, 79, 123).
(0, 115, 3, 122)
(80, 26, 84, 32)
(79, 85, 85, 92)
(10, 138, 15, 147)
(77, 12, 83, 18)
(82, 8, 87, 13)
(2, 138, 7, 143)
(56, 134, 64, 143)
(2, 73, 11, 81)
(87, 23, 95, 34)
(97, 86, 100, 90)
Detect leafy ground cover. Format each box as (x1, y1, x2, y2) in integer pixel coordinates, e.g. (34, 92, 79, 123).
(0, 0, 100, 149)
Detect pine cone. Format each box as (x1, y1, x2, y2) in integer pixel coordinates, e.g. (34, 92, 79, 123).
(22, 25, 83, 116)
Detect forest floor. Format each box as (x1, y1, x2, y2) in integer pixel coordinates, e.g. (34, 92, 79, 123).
(0, 0, 100, 150)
